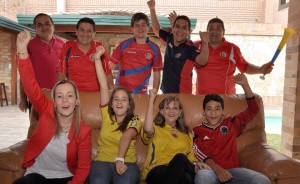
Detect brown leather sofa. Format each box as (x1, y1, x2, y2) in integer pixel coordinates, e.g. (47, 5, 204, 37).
(1, 91, 300, 184)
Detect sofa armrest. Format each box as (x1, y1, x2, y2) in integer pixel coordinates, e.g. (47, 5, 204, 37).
(239, 142, 300, 183)
(0, 140, 27, 183)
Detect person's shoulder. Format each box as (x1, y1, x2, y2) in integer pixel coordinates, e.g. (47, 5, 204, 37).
(53, 36, 65, 44)
(223, 38, 239, 48)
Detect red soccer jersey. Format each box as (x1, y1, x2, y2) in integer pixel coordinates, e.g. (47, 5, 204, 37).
(57, 40, 112, 92)
(111, 37, 162, 94)
(193, 97, 259, 169)
(194, 39, 249, 94)
(28, 36, 64, 89)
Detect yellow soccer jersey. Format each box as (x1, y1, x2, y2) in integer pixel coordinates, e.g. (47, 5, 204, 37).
(95, 105, 142, 163)
(141, 124, 196, 179)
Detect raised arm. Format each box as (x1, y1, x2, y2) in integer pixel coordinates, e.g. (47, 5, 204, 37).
(17, 30, 50, 114)
(152, 71, 161, 91)
(143, 89, 157, 137)
(232, 73, 253, 98)
(168, 10, 177, 28)
(147, 0, 161, 37)
(94, 46, 110, 105)
(195, 31, 210, 66)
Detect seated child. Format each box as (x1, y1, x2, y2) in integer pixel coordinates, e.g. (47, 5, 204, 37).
(193, 73, 271, 184)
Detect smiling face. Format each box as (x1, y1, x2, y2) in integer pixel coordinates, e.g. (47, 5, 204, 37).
(111, 89, 130, 120)
(203, 100, 223, 128)
(160, 100, 182, 127)
(76, 22, 95, 46)
(207, 22, 224, 46)
(172, 17, 190, 45)
(132, 19, 149, 40)
(34, 14, 54, 42)
(53, 83, 78, 118)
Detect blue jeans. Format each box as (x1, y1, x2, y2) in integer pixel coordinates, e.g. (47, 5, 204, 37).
(195, 168, 271, 184)
(88, 161, 140, 184)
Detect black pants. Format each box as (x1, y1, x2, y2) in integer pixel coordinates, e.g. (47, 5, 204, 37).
(13, 173, 73, 184)
(146, 153, 195, 184)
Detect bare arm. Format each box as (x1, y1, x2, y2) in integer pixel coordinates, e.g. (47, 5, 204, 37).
(94, 46, 110, 105)
(205, 159, 233, 183)
(233, 73, 254, 98)
(115, 128, 138, 175)
(148, 0, 161, 37)
(106, 74, 114, 90)
(245, 62, 273, 75)
(143, 89, 157, 137)
(152, 71, 161, 91)
(195, 31, 210, 66)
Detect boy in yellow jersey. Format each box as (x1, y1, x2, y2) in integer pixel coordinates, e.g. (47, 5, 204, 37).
(142, 89, 210, 184)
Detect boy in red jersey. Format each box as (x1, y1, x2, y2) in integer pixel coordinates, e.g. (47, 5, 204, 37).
(193, 73, 271, 184)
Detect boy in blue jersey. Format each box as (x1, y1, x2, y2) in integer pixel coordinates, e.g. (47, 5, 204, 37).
(109, 12, 163, 94)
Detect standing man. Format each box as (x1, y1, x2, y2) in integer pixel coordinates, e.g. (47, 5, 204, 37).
(147, 0, 209, 94)
(19, 13, 65, 113)
(57, 17, 113, 92)
(109, 12, 163, 94)
(194, 18, 273, 94)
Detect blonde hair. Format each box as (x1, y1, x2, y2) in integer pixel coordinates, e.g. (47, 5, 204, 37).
(51, 80, 81, 137)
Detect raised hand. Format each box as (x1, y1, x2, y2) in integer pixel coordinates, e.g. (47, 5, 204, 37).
(168, 10, 177, 27)
(17, 30, 31, 53)
(147, 0, 155, 9)
(94, 45, 105, 61)
(199, 31, 210, 44)
(149, 88, 157, 103)
(233, 73, 248, 86)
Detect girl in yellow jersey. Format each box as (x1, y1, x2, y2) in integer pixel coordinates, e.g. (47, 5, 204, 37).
(142, 89, 210, 184)
(89, 46, 142, 184)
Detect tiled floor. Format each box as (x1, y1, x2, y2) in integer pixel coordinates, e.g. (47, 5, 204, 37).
(0, 105, 29, 149)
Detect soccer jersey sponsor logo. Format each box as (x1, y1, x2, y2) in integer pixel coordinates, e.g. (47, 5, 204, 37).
(71, 55, 80, 58)
(175, 53, 182, 58)
(170, 129, 178, 138)
(220, 126, 229, 135)
(220, 52, 227, 58)
(126, 51, 137, 54)
(145, 53, 152, 60)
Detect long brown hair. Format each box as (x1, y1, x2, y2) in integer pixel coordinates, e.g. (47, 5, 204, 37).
(108, 87, 135, 132)
(51, 80, 81, 137)
(154, 96, 188, 134)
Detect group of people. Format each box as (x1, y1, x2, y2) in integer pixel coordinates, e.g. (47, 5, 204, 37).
(14, 0, 273, 184)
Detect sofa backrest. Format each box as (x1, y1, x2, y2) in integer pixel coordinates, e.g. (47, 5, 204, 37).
(29, 91, 266, 169)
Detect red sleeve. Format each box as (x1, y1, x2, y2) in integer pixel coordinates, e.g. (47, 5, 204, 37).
(110, 41, 122, 65)
(18, 57, 52, 115)
(231, 44, 249, 73)
(152, 44, 163, 72)
(98, 42, 112, 75)
(69, 123, 91, 184)
(232, 97, 259, 136)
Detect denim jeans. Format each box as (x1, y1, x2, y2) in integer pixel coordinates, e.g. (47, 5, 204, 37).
(88, 161, 140, 184)
(194, 168, 271, 184)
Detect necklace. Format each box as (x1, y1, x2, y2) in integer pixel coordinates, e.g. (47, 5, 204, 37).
(61, 124, 71, 133)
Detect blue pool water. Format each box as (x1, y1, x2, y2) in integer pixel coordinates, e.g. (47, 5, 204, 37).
(265, 116, 282, 134)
